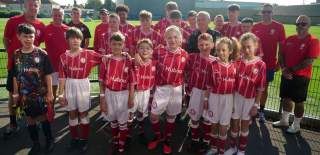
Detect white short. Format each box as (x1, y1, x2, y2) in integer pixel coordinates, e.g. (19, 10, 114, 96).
(65, 78, 91, 113)
(232, 92, 255, 121)
(129, 89, 150, 118)
(105, 88, 129, 124)
(51, 72, 59, 86)
(202, 93, 234, 125)
(151, 85, 182, 116)
(187, 87, 205, 121)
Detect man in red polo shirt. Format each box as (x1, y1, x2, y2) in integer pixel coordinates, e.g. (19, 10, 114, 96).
(94, 8, 109, 53)
(3, 0, 45, 135)
(44, 7, 69, 104)
(252, 3, 286, 123)
(273, 15, 319, 134)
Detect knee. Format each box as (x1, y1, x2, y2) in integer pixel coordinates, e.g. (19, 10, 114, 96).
(150, 113, 159, 123)
(166, 115, 176, 123)
(80, 116, 89, 124)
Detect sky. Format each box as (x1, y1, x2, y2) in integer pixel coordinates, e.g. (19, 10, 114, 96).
(52, 0, 317, 6)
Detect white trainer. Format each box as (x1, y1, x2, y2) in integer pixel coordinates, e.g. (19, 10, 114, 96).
(272, 120, 289, 127)
(236, 151, 245, 155)
(224, 147, 237, 155)
(286, 124, 301, 134)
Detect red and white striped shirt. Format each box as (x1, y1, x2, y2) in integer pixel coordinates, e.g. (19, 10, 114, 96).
(59, 49, 102, 79)
(93, 23, 108, 53)
(99, 56, 135, 91)
(207, 59, 237, 94)
(135, 60, 157, 91)
(153, 47, 188, 86)
(221, 22, 243, 39)
(153, 18, 189, 34)
(119, 22, 135, 36)
(100, 30, 134, 56)
(186, 53, 215, 90)
(132, 27, 164, 49)
(235, 57, 266, 98)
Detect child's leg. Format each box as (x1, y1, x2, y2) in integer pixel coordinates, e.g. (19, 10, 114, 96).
(136, 111, 145, 135)
(148, 112, 161, 150)
(210, 123, 219, 152)
(218, 125, 228, 155)
(111, 120, 119, 145)
(190, 120, 200, 142)
(118, 122, 128, 153)
(238, 120, 250, 153)
(164, 114, 176, 141)
(202, 120, 212, 144)
(229, 119, 240, 148)
(68, 110, 79, 140)
(26, 116, 41, 153)
(79, 111, 90, 140)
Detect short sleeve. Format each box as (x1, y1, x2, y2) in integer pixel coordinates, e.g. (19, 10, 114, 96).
(89, 50, 102, 66)
(98, 61, 107, 82)
(83, 25, 91, 39)
(307, 38, 320, 59)
(278, 24, 286, 45)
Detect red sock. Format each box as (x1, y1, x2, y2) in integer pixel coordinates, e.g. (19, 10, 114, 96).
(239, 133, 248, 152)
(119, 128, 128, 152)
(164, 122, 174, 140)
(111, 124, 119, 143)
(218, 137, 227, 154)
(202, 122, 211, 143)
(230, 132, 238, 148)
(69, 125, 78, 139)
(151, 121, 161, 139)
(191, 126, 199, 141)
(80, 123, 89, 140)
(211, 134, 218, 149)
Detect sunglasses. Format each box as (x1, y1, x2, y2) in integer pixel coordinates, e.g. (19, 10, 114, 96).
(261, 10, 272, 14)
(296, 22, 308, 27)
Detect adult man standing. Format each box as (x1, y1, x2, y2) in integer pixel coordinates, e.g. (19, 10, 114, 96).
(187, 11, 220, 54)
(273, 15, 319, 134)
(67, 7, 91, 48)
(3, 0, 45, 135)
(252, 3, 286, 123)
(44, 7, 69, 104)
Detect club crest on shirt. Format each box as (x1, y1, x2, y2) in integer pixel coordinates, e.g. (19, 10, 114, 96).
(152, 66, 156, 71)
(181, 57, 186, 62)
(270, 29, 275, 35)
(124, 67, 128, 72)
(80, 58, 86, 63)
(252, 68, 259, 74)
(300, 44, 305, 50)
(34, 57, 40, 63)
(36, 29, 41, 37)
(152, 101, 157, 109)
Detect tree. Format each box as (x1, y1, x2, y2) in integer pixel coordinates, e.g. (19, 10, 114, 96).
(85, 0, 103, 10)
(102, 0, 116, 12)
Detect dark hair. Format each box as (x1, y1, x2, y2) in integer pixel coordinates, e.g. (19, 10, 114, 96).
(187, 10, 197, 17)
(241, 17, 254, 24)
(17, 23, 35, 35)
(115, 4, 129, 13)
(228, 4, 240, 11)
(66, 27, 83, 40)
(263, 3, 273, 9)
(165, 1, 178, 11)
(137, 38, 153, 48)
(110, 32, 125, 42)
(169, 10, 182, 20)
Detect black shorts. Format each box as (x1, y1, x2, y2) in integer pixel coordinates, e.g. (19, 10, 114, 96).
(280, 75, 310, 103)
(6, 70, 14, 92)
(24, 97, 47, 118)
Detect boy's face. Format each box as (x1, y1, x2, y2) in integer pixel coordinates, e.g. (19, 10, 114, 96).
(198, 39, 213, 54)
(216, 43, 230, 62)
(71, 10, 81, 22)
(241, 39, 257, 58)
(214, 17, 224, 28)
(228, 10, 239, 21)
(138, 43, 153, 60)
(100, 13, 109, 23)
(241, 23, 253, 33)
(109, 17, 120, 31)
(188, 16, 196, 27)
(18, 33, 35, 48)
(110, 40, 125, 54)
(165, 31, 181, 50)
(169, 18, 181, 27)
(140, 18, 152, 29)
(118, 11, 128, 23)
(68, 37, 82, 49)
(52, 10, 63, 24)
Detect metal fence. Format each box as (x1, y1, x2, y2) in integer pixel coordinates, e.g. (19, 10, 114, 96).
(0, 49, 319, 128)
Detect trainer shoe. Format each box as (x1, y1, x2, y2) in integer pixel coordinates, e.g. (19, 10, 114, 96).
(272, 120, 289, 127)
(66, 138, 79, 152)
(162, 140, 172, 154)
(28, 142, 41, 155)
(147, 137, 160, 150)
(79, 139, 89, 153)
(199, 140, 210, 153)
(187, 139, 200, 153)
(259, 112, 266, 123)
(236, 150, 245, 155)
(45, 138, 55, 153)
(224, 147, 237, 155)
(286, 124, 301, 134)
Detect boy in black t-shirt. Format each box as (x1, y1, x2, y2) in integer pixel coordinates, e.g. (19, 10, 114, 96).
(12, 24, 54, 154)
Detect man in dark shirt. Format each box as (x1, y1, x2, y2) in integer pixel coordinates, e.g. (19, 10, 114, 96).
(67, 7, 91, 48)
(187, 11, 220, 54)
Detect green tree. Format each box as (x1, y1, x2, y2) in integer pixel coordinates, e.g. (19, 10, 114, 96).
(102, 0, 116, 12)
(85, 0, 103, 10)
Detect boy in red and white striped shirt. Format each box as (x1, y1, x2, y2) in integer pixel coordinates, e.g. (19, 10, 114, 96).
(226, 33, 266, 155)
(58, 27, 102, 153)
(185, 33, 216, 153)
(147, 25, 188, 154)
(203, 37, 239, 155)
(132, 10, 164, 50)
(221, 4, 243, 39)
(99, 32, 135, 154)
(116, 4, 135, 37)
